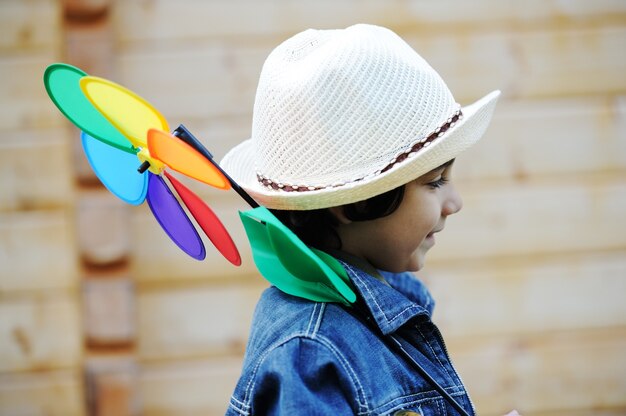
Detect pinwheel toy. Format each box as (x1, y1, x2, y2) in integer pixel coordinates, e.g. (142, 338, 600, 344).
(44, 63, 356, 305)
(43, 63, 243, 265)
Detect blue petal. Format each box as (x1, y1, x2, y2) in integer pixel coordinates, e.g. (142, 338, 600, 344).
(81, 131, 148, 205)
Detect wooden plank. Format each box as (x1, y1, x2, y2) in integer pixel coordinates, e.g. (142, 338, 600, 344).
(0, 128, 74, 211)
(454, 96, 626, 183)
(84, 355, 140, 416)
(430, 175, 626, 261)
(139, 356, 242, 416)
(63, 15, 117, 184)
(137, 282, 266, 360)
(422, 251, 626, 337)
(0, 369, 85, 416)
(0, 211, 78, 292)
(0, 293, 82, 372)
(82, 275, 135, 346)
(115, 43, 264, 120)
(0, 53, 67, 131)
(0, 0, 62, 52)
(114, 0, 626, 41)
(448, 327, 626, 415)
(77, 190, 132, 266)
(407, 25, 626, 101)
(64, 11, 115, 81)
(508, 26, 626, 99)
(63, 0, 111, 22)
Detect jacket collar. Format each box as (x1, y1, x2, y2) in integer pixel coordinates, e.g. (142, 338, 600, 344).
(341, 261, 435, 335)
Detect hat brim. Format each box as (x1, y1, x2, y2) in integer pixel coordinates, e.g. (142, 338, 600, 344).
(221, 90, 501, 210)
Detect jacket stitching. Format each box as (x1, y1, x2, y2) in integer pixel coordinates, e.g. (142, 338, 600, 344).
(417, 327, 454, 381)
(315, 334, 370, 412)
(436, 395, 443, 414)
(227, 397, 249, 416)
(229, 395, 249, 409)
(304, 302, 318, 335)
(241, 302, 323, 406)
(311, 303, 325, 336)
(241, 306, 370, 413)
(346, 264, 422, 326)
(242, 334, 369, 412)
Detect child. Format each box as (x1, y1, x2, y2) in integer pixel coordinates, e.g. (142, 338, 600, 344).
(221, 24, 503, 415)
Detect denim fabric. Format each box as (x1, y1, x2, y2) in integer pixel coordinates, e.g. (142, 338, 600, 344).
(226, 262, 475, 416)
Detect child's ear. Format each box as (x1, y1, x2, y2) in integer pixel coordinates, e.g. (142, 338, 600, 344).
(328, 206, 352, 225)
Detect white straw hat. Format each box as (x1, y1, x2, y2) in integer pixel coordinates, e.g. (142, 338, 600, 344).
(221, 24, 500, 210)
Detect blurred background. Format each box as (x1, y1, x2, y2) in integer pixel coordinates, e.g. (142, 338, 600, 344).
(0, 0, 625, 415)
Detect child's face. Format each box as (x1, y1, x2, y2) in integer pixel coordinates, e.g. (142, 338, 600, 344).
(337, 161, 462, 272)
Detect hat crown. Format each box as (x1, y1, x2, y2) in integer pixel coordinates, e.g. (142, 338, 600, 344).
(252, 24, 457, 188)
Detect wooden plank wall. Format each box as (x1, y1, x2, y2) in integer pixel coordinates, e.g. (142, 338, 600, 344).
(0, 1, 624, 415)
(0, 0, 85, 415)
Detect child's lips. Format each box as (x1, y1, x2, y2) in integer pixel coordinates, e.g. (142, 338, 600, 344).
(426, 228, 444, 240)
(428, 228, 443, 237)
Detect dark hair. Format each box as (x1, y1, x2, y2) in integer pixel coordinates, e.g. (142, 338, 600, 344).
(270, 185, 405, 250)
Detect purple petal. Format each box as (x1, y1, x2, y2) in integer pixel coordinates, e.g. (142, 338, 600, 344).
(146, 173, 205, 260)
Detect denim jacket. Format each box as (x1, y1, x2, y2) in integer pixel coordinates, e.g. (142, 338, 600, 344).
(226, 262, 475, 416)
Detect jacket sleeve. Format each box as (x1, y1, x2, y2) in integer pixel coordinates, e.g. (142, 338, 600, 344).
(242, 336, 358, 415)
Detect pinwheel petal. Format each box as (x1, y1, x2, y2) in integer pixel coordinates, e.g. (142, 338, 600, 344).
(239, 207, 356, 304)
(149, 129, 230, 190)
(44, 63, 134, 153)
(164, 171, 240, 265)
(146, 173, 205, 260)
(80, 76, 169, 149)
(81, 131, 148, 205)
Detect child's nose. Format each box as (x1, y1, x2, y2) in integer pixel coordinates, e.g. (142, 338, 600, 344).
(442, 185, 463, 216)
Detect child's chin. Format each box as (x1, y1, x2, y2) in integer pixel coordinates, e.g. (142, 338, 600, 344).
(377, 253, 424, 273)
(408, 254, 426, 272)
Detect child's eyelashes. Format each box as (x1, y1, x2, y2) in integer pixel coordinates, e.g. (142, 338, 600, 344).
(427, 177, 449, 189)
(424, 163, 454, 189)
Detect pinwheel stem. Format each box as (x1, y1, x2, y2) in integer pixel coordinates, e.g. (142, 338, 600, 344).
(173, 125, 260, 209)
